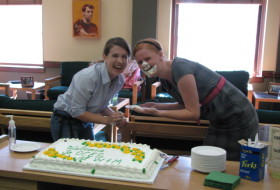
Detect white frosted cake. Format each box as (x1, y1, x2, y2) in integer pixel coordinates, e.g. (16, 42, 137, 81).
(29, 138, 162, 180)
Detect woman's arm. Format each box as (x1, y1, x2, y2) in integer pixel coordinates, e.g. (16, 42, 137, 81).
(75, 107, 124, 126)
(134, 74, 200, 121)
(174, 74, 200, 120)
(75, 111, 111, 125)
(140, 102, 184, 110)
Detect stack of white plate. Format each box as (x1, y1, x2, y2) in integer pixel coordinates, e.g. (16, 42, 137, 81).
(191, 146, 226, 173)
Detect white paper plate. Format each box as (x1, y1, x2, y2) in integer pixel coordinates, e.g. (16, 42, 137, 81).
(191, 160, 225, 166)
(191, 146, 226, 173)
(10, 142, 41, 152)
(191, 155, 226, 164)
(191, 163, 226, 173)
(191, 146, 226, 157)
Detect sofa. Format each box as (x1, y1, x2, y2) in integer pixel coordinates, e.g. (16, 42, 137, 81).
(1, 68, 278, 154)
(123, 109, 280, 155)
(45, 61, 90, 100)
(1, 94, 279, 155)
(0, 95, 107, 142)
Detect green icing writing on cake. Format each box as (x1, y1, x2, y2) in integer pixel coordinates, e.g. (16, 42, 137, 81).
(112, 159, 122, 164)
(76, 152, 100, 162)
(83, 141, 146, 163)
(105, 158, 112, 163)
(94, 154, 106, 162)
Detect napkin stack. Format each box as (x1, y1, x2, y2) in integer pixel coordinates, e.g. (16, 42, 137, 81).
(204, 171, 241, 190)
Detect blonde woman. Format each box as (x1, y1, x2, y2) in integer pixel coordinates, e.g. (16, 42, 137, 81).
(132, 38, 258, 161)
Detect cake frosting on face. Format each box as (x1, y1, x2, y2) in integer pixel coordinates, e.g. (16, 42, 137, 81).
(29, 138, 162, 180)
(141, 61, 157, 78)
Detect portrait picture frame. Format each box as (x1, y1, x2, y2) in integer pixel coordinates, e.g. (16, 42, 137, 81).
(21, 76, 34, 87)
(72, 0, 101, 38)
(268, 82, 280, 95)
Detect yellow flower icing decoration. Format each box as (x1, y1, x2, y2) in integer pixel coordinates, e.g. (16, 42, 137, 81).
(43, 148, 75, 161)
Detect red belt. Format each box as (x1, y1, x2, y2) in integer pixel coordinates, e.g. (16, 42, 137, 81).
(200, 76, 226, 106)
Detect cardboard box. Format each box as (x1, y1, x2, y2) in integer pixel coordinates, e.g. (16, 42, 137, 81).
(239, 145, 268, 182)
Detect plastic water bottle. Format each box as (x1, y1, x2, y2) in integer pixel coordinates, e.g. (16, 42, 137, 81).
(6, 115, 16, 149)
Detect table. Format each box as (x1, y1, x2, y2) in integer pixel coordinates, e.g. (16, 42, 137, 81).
(0, 140, 278, 190)
(0, 83, 10, 96)
(9, 82, 45, 100)
(253, 91, 280, 109)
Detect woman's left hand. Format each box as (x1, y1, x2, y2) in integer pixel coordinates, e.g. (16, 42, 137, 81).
(133, 106, 158, 116)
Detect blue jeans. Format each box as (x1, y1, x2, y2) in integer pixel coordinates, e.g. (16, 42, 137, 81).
(51, 109, 95, 141)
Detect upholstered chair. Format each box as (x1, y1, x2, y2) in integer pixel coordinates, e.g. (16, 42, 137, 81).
(45, 62, 90, 100)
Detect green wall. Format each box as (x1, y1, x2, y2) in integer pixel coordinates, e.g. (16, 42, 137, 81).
(132, 0, 158, 99)
(132, 0, 157, 48)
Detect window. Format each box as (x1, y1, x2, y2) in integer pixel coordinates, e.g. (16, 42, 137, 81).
(171, 0, 266, 77)
(0, 2, 43, 72)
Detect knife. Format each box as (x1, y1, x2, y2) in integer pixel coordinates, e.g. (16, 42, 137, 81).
(160, 156, 179, 170)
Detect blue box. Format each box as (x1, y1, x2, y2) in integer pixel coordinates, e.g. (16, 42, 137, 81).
(239, 145, 268, 182)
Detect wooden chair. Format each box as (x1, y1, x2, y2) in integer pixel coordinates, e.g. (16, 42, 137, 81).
(123, 108, 280, 155)
(44, 62, 90, 100)
(0, 109, 52, 135)
(122, 113, 209, 154)
(0, 83, 10, 96)
(123, 115, 209, 142)
(0, 108, 113, 142)
(151, 81, 176, 102)
(118, 71, 146, 105)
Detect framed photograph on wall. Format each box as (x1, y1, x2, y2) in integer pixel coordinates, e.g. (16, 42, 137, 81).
(21, 76, 34, 87)
(72, 0, 101, 38)
(268, 82, 280, 95)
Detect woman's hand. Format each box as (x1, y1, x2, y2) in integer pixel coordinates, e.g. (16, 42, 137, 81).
(109, 111, 127, 131)
(107, 111, 126, 127)
(132, 105, 159, 116)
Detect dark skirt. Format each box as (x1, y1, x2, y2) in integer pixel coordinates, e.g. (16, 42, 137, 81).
(201, 81, 259, 161)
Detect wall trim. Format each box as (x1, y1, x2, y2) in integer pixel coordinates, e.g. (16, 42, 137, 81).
(250, 70, 280, 83)
(44, 61, 61, 68)
(0, 65, 44, 73)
